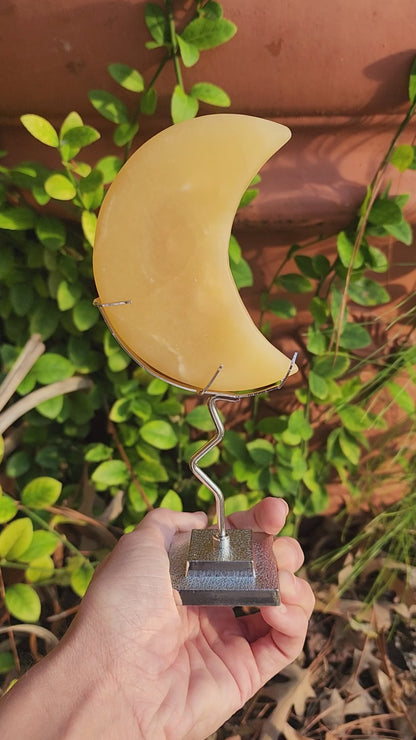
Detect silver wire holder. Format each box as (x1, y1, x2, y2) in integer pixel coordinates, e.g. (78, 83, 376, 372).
(189, 394, 238, 540)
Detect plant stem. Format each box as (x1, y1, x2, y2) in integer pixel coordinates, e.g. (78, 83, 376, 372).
(165, 0, 184, 89)
(331, 98, 416, 354)
(19, 505, 84, 559)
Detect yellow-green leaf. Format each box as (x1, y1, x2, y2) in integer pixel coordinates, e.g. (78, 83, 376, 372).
(0, 518, 33, 560)
(21, 477, 62, 509)
(4, 583, 41, 622)
(20, 114, 59, 147)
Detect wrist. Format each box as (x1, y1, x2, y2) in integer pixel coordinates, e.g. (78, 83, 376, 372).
(0, 626, 139, 740)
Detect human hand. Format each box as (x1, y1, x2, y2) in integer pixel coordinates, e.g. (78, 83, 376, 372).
(64, 497, 314, 739)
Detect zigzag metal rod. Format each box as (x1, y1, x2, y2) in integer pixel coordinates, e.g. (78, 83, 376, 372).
(189, 394, 238, 540)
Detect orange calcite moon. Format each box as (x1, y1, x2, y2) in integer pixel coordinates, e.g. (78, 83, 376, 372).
(93, 114, 296, 394)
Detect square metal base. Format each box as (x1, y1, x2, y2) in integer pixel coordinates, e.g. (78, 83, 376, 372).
(169, 528, 280, 607)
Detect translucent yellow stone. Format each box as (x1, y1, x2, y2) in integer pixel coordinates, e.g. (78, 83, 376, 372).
(93, 114, 296, 394)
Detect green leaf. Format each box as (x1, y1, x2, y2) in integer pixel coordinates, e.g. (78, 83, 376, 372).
(184, 441, 219, 468)
(21, 477, 63, 508)
(307, 326, 327, 354)
(0, 518, 33, 559)
(44, 173, 76, 201)
(140, 420, 178, 450)
(246, 439, 274, 466)
(313, 353, 350, 379)
(238, 188, 258, 209)
(338, 429, 361, 466)
(10, 283, 34, 316)
(368, 199, 402, 226)
(57, 280, 82, 310)
(145, 2, 168, 44)
(186, 404, 216, 431)
(390, 144, 415, 172)
(294, 255, 320, 279)
(339, 323, 371, 350)
(348, 277, 390, 306)
(181, 17, 237, 50)
(29, 300, 60, 340)
(171, 85, 199, 124)
(309, 296, 328, 326)
(35, 216, 66, 250)
(91, 460, 129, 487)
(26, 555, 55, 583)
(159, 489, 183, 511)
(84, 443, 113, 462)
(70, 561, 94, 597)
(277, 273, 313, 293)
(107, 348, 130, 372)
(36, 395, 64, 419)
(96, 155, 122, 184)
(336, 231, 364, 269)
(128, 482, 158, 512)
(309, 370, 328, 400)
(88, 90, 129, 124)
(136, 459, 168, 482)
(190, 82, 230, 106)
(288, 409, 313, 440)
(201, 1, 223, 20)
(0, 652, 15, 674)
(177, 35, 200, 67)
(17, 531, 59, 562)
(108, 63, 144, 92)
(20, 114, 59, 147)
(224, 493, 249, 516)
(361, 244, 388, 272)
(113, 121, 139, 147)
(230, 255, 253, 289)
(0, 493, 18, 524)
(408, 55, 416, 103)
(4, 583, 41, 622)
(73, 299, 99, 331)
(109, 398, 131, 422)
(81, 210, 97, 247)
(130, 398, 152, 421)
(386, 381, 415, 414)
(338, 405, 369, 432)
(0, 207, 36, 230)
(60, 125, 100, 160)
(222, 430, 249, 460)
(384, 219, 413, 246)
(60, 111, 83, 138)
(140, 87, 157, 115)
(267, 298, 296, 319)
(34, 353, 74, 383)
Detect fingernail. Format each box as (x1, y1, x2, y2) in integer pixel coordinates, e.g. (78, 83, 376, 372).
(278, 602, 287, 613)
(279, 498, 289, 516)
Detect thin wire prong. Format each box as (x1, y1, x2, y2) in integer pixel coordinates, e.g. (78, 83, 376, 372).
(200, 364, 224, 395)
(93, 298, 132, 308)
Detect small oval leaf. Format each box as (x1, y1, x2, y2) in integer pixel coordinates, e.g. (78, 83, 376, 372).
(5, 583, 41, 622)
(20, 114, 59, 147)
(21, 477, 63, 509)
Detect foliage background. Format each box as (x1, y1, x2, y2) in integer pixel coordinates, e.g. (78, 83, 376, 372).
(0, 7, 415, 731)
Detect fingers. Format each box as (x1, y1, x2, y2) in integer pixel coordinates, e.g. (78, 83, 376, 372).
(275, 570, 315, 619)
(131, 508, 208, 551)
(245, 574, 315, 682)
(274, 536, 304, 573)
(226, 497, 289, 535)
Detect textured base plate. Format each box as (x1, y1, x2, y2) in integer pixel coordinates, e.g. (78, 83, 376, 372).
(169, 528, 280, 607)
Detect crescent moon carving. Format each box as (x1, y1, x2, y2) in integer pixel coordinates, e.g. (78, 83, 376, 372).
(93, 113, 297, 395)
